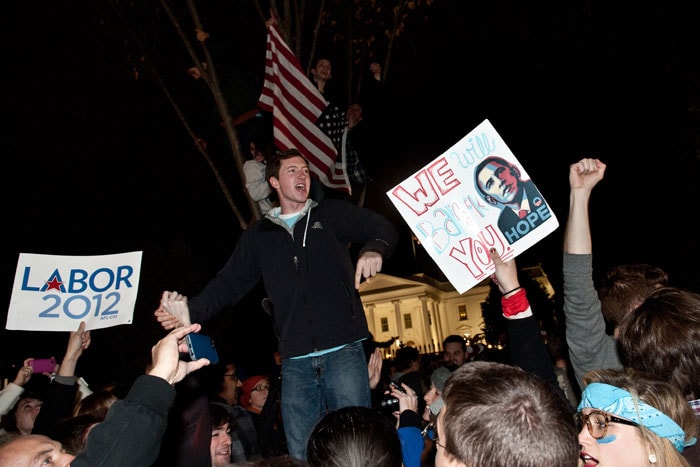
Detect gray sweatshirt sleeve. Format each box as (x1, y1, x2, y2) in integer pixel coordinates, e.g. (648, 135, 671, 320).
(562, 253, 622, 390)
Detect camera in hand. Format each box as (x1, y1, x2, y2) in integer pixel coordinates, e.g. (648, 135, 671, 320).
(380, 381, 405, 413)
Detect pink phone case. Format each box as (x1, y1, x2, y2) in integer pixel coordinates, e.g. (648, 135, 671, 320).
(31, 358, 57, 374)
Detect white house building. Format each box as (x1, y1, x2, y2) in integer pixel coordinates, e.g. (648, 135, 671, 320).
(358, 265, 554, 358)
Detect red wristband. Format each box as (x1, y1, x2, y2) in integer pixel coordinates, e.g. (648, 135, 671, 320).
(501, 288, 529, 317)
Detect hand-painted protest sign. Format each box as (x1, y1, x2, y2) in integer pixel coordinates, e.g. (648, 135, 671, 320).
(387, 119, 558, 293)
(6, 251, 142, 331)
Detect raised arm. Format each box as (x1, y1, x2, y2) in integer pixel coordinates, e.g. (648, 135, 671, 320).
(244, 161, 273, 202)
(72, 324, 209, 467)
(57, 321, 91, 378)
(490, 249, 562, 396)
(562, 158, 622, 388)
(33, 322, 91, 435)
(563, 158, 606, 254)
(0, 359, 33, 417)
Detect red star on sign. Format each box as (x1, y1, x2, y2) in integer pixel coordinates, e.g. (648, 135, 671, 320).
(45, 277, 63, 291)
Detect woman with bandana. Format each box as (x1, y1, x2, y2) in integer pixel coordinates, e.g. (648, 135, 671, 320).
(578, 368, 698, 466)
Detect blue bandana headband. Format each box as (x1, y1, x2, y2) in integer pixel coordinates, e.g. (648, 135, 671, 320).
(579, 382, 697, 452)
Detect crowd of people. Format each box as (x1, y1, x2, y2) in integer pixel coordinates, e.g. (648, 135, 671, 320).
(2, 16, 700, 467)
(3, 190, 699, 465)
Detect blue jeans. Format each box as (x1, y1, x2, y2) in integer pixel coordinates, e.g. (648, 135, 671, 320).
(280, 341, 371, 460)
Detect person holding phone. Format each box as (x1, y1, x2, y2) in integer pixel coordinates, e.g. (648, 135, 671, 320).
(185, 333, 220, 364)
(0, 322, 91, 438)
(30, 321, 91, 437)
(29, 358, 57, 374)
(0, 323, 210, 466)
(0, 358, 34, 417)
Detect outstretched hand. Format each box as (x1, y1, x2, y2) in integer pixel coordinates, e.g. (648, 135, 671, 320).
(355, 251, 383, 289)
(148, 323, 209, 385)
(155, 291, 191, 330)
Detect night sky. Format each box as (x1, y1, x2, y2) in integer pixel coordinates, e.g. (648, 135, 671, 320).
(2, 1, 699, 385)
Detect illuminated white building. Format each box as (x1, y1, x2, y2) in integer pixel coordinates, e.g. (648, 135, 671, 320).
(358, 265, 554, 358)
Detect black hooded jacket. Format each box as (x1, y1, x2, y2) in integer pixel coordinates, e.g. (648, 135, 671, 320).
(189, 197, 398, 359)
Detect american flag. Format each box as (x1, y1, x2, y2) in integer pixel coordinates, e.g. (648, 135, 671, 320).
(258, 24, 350, 193)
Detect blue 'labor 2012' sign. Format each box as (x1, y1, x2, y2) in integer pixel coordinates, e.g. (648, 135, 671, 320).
(6, 251, 142, 331)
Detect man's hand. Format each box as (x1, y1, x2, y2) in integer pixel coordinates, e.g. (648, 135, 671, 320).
(161, 291, 192, 326)
(148, 323, 209, 385)
(355, 251, 383, 289)
(368, 347, 383, 390)
(155, 291, 191, 330)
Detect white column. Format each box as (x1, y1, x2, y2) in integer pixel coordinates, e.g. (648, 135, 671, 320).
(365, 304, 376, 336)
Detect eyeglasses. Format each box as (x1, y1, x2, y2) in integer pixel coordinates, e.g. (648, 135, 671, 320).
(252, 384, 270, 392)
(575, 410, 639, 439)
(224, 373, 238, 381)
(421, 423, 447, 450)
(421, 423, 436, 442)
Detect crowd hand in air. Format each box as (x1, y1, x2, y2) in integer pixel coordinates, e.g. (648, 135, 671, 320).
(13, 358, 34, 386)
(569, 158, 606, 193)
(488, 248, 520, 295)
(57, 321, 91, 377)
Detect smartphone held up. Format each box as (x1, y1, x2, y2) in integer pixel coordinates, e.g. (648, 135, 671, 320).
(30, 357, 57, 374)
(185, 333, 219, 364)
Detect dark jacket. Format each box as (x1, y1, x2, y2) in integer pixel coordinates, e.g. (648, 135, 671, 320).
(189, 198, 398, 358)
(72, 375, 175, 467)
(248, 393, 287, 458)
(32, 375, 78, 436)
